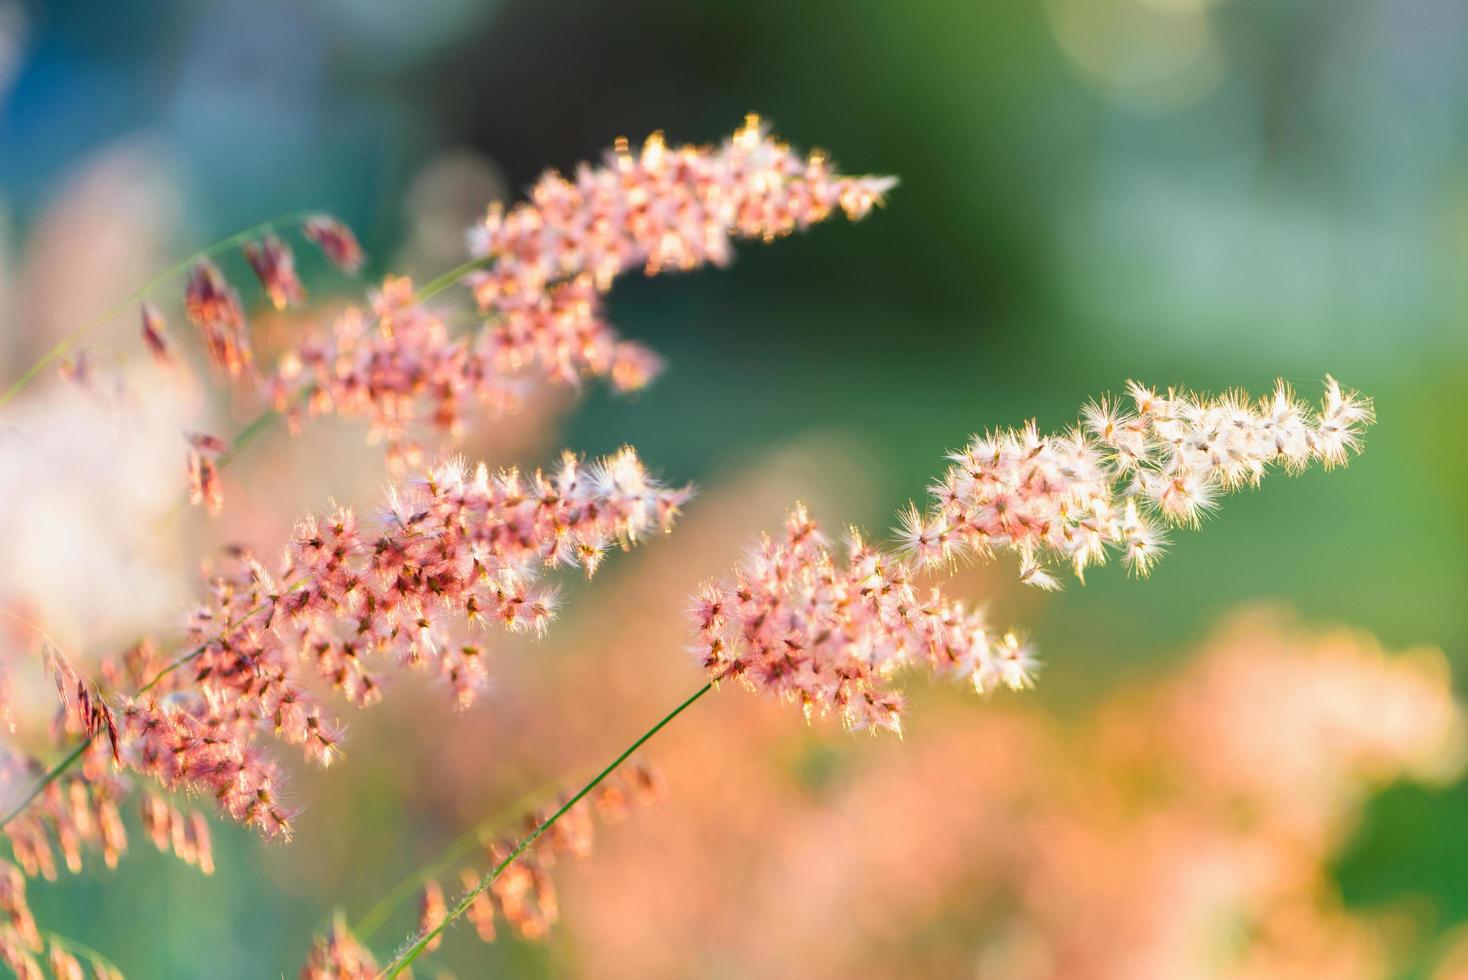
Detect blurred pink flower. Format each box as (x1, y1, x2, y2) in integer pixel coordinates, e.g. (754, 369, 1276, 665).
(243, 234, 307, 311)
(303, 215, 367, 276)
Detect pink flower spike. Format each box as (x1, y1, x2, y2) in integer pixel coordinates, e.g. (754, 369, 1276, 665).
(915, 378, 1374, 589)
(243, 234, 307, 310)
(303, 214, 366, 275)
(691, 508, 1014, 734)
(184, 260, 252, 378)
(466, 115, 896, 314)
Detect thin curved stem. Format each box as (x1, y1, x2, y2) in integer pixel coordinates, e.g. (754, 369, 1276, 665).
(0, 209, 317, 409)
(42, 929, 126, 977)
(377, 681, 714, 978)
(413, 253, 495, 304)
(351, 778, 558, 942)
(0, 739, 89, 830)
(135, 639, 210, 696)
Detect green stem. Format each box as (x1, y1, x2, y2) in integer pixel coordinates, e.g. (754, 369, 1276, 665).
(42, 928, 127, 977)
(377, 682, 715, 978)
(218, 402, 286, 469)
(413, 254, 495, 304)
(0, 209, 317, 410)
(136, 640, 209, 696)
(0, 739, 89, 831)
(351, 778, 557, 942)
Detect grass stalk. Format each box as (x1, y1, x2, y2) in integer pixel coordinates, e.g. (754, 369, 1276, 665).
(377, 681, 714, 977)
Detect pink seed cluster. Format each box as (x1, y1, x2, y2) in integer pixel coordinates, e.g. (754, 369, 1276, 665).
(120, 695, 294, 838)
(303, 215, 366, 275)
(271, 117, 893, 465)
(690, 506, 1035, 734)
(697, 378, 1371, 731)
(143, 448, 686, 837)
(271, 276, 662, 468)
(271, 275, 527, 467)
(466, 114, 896, 306)
(469, 112, 892, 302)
(901, 377, 1373, 589)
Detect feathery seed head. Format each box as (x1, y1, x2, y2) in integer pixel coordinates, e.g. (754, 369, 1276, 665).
(914, 378, 1372, 588)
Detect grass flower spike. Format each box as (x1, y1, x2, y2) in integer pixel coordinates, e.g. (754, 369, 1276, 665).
(136, 447, 687, 835)
(2, 446, 686, 853)
(692, 507, 1034, 733)
(700, 377, 1370, 731)
(268, 116, 894, 467)
(269, 275, 528, 468)
(907, 377, 1373, 589)
(466, 114, 896, 306)
(303, 214, 367, 275)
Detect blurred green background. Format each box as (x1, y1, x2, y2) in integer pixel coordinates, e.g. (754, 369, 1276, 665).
(3, 0, 1467, 975)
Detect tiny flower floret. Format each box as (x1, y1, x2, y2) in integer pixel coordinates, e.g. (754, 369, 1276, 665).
(694, 377, 1369, 733)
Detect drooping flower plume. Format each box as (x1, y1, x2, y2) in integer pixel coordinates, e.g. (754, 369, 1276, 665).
(269, 117, 893, 466)
(243, 234, 307, 310)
